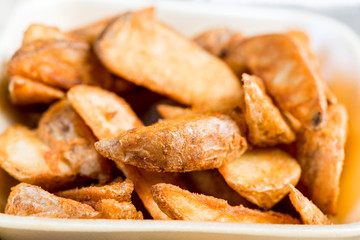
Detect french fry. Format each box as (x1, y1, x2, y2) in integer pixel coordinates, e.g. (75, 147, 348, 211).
(95, 114, 247, 172)
(8, 75, 64, 105)
(289, 184, 332, 225)
(0, 125, 74, 190)
(94, 199, 143, 220)
(37, 99, 111, 182)
(219, 148, 301, 210)
(225, 34, 327, 130)
(94, 9, 243, 109)
(5, 183, 98, 218)
(242, 74, 295, 146)
(22, 24, 76, 45)
(297, 104, 348, 214)
(151, 183, 300, 224)
(67, 85, 143, 140)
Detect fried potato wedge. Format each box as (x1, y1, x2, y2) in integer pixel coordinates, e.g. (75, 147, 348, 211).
(297, 104, 348, 214)
(94, 10, 243, 109)
(157, 104, 195, 120)
(95, 199, 143, 219)
(225, 34, 327, 130)
(67, 85, 143, 139)
(185, 170, 252, 207)
(5, 183, 98, 218)
(57, 179, 133, 204)
(37, 99, 111, 182)
(219, 149, 301, 209)
(8, 75, 64, 106)
(0, 125, 74, 190)
(22, 24, 76, 45)
(289, 185, 332, 225)
(95, 114, 247, 172)
(242, 74, 295, 146)
(151, 183, 300, 224)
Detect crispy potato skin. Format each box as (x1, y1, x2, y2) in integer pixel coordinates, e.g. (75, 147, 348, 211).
(219, 149, 301, 210)
(8, 75, 64, 106)
(95, 114, 247, 172)
(289, 185, 332, 225)
(57, 179, 134, 203)
(95, 199, 143, 220)
(67, 85, 143, 140)
(225, 34, 327, 130)
(38, 99, 111, 182)
(242, 74, 295, 146)
(5, 183, 98, 218)
(151, 183, 300, 224)
(297, 104, 348, 214)
(94, 10, 243, 109)
(0, 125, 74, 190)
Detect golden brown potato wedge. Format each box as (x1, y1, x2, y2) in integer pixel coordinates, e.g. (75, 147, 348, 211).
(289, 185, 332, 225)
(67, 85, 143, 140)
(5, 183, 98, 218)
(297, 104, 348, 214)
(0, 125, 74, 190)
(151, 183, 300, 224)
(95, 199, 143, 219)
(157, 104, 195, 120)
(219, 149, 301, 210)
(8, 75, 64, 105)
(37, 99, 111, 182)
(57, 179, 133, 204)
(95, 114, 247, 172)
(94, 10, 243, 109)
(225, 34, 327, 130)
(242, 74, 295, 146)
(22, 24, 77, 45)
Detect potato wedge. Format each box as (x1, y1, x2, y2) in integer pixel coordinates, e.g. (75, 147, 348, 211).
(37, 99, 111, 182)
(225, 34, 327, 130)
(297, 104, 348, 214)
(242, 74, 295, 146)
(67, 85, 143, 139)
(151, 183, 300, 224)
(289, 185, 332, 225)
(157, 104, 195, 120)
(219, 149, 301, 209)
(95, 199, 143, 219)
(5, 183, 98, 218)
(57, 179, 133, 204)
(94, 10, 243, 109)
(95, 114, 247, 172)
(22, 24, 76, 45)
(0, 125, 74, 190)
(8, 75, 64, 105)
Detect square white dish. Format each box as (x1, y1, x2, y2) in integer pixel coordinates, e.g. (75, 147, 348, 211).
(1, 0, 360, 239)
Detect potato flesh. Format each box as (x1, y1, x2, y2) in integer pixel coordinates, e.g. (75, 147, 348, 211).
(219, 149, 301, 209)
(22, 24, 77, 45)
(151, 183, 300, 224)
(95, 199, 143, 220)
(242, 74, 295, 146)
(94, 10, 243, 109)
(5, 183, 98, 218)
(95, 114, 247, 172)
(297, 104, 348, 214)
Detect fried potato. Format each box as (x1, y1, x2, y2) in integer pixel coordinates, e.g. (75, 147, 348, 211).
(242, 74, 295, 146)
(95, 199, 143, 219)
(185, 170, 252, 207)
(57, 179, 133, 204)
(0, 125, 74, 190)
(5, 183, 98, 218)
(219, 149, 301, 210)
(297, 104, 348, 214)
(289, 185, 332, 225)
(8, 75, 64, 105)
(151, 183, 300, 224)
(94, 9, 243, 109)
(95, 114, 247, 172)
(22, 24, 76, 45)
(157, 104, 195, 120)
(67, 85, 143, 139)
(225, 34, 327, 130)
(37, 99, 111, 182)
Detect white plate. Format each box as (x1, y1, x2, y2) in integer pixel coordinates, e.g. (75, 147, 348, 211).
(1, 0, 360, 239)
